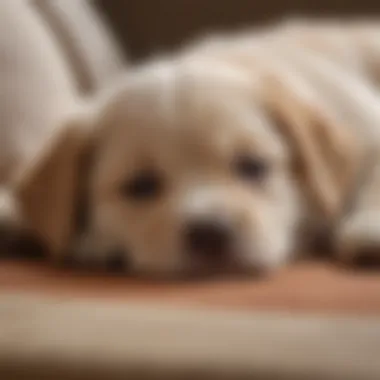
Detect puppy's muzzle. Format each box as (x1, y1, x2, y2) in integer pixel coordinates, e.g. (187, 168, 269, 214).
(184, 219, 234, 262)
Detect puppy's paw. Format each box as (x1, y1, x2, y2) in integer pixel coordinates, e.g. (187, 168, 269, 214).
(0, 187, 21, 224)
(0, 188, 23, 252)
(67, 232, 128, 272)
(336, 212, 380, 264)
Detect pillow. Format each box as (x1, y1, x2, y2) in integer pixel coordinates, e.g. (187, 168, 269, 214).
(33, 0, 127, 94)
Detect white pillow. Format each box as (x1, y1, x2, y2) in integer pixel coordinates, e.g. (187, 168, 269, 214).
(33, 0, 127, 94)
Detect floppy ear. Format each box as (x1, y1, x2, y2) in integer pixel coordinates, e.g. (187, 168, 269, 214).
(13, 113, 95, 262)
(263, 78, 363, 221)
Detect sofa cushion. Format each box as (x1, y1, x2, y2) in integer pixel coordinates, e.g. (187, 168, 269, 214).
(0, 0, 78, 183)
(33, 0, 126, 94)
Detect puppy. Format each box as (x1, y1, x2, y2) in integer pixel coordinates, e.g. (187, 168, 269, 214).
(12, 20, 380, 277)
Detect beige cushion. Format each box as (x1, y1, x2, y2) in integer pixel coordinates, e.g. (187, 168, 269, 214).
(33, 0, 126, 94)
(1, 294, 380, 380)
(0, 0, 78, 184)
(0, 0, 126, 184)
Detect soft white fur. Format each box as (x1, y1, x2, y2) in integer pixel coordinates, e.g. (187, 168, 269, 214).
(75, 58, 301, 275)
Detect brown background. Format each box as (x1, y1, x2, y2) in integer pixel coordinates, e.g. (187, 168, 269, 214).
(96, 0, 380, 60)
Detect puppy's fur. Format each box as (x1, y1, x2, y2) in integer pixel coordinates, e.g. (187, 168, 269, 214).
(10, 19, 380, 276)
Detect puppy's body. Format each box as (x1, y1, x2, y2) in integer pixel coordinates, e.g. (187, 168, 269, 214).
(11, 19, 380, 276)
(191, 18, 380, 85)
(190, 23, 380, 263)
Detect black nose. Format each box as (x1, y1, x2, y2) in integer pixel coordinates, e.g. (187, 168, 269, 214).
(185, 220, 232, 259)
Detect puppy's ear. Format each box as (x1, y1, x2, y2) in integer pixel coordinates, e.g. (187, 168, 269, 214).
(13, 111, 95, 261)
(263, 78, 363, 221)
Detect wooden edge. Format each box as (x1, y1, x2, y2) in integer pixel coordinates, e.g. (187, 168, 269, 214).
(0, 293, 380, 380)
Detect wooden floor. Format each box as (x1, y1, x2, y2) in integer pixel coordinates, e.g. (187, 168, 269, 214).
(1, 258, 380, 315)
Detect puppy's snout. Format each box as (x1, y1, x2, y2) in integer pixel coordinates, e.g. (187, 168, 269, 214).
(185, 220, 233, 259)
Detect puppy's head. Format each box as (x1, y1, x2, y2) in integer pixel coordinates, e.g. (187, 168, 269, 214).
(15, 58, 360, 277)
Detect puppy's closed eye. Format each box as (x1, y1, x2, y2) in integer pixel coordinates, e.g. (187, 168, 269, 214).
(120, 170, 164, 201)
(233, 155, 269, 183)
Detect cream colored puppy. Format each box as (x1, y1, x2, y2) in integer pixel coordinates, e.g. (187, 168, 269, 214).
(13, 20, 380, 277)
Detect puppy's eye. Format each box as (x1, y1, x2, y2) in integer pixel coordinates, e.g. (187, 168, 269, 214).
(120, 171, 163, 201)
(234, 156, 269, 182)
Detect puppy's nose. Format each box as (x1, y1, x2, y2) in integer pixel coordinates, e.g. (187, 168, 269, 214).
(185, 220, 232, 258)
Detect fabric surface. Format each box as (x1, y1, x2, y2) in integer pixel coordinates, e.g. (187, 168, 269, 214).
(1, 293, 380, 380)
(33, 0, 126, 94)
(0, 0, 78, 184)
(0, 0, 126, 184)
(1, 259, 380, 315)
